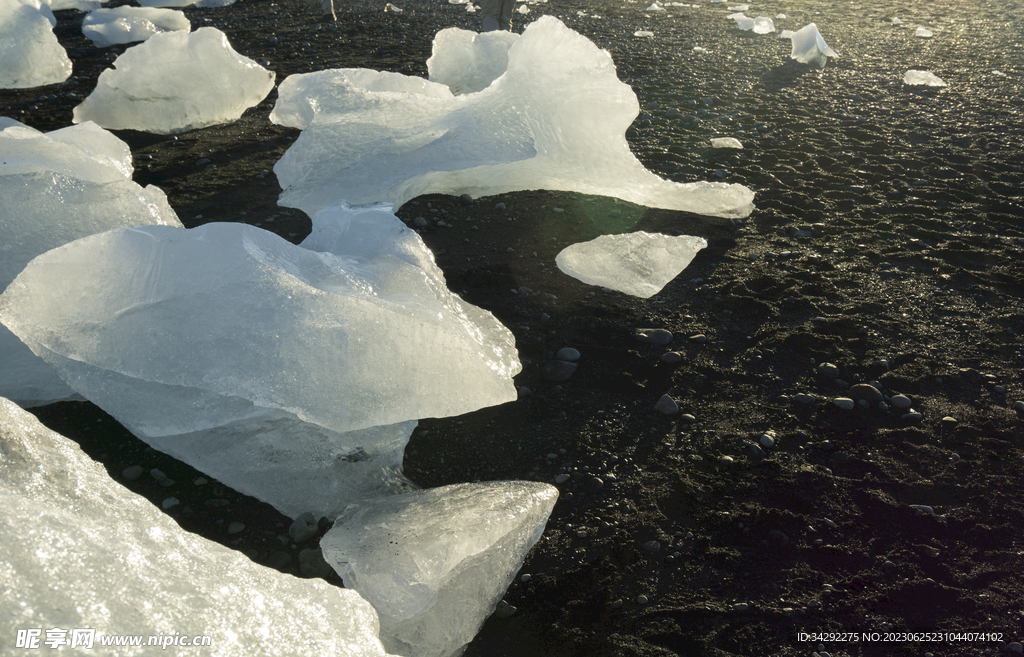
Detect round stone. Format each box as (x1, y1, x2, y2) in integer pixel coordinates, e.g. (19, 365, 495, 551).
(891, 394, 913, 409)
(634, 328, 673, 345)
(643, 540, 661, 553)
(654, 394, 679, 415)
(759, 433, 775, 448)
(584, 476, 605, 494)
(122, 465, 144, 481)
(660, 351, 683, 363)
(636, 595, 649, 604)
(833, 397, 855, 410)
(849, 383, 884, 402)
(556, 347, 580, 361)
(794, 393, 817, 404)
(554, 473, 570, 484)
(162, 497, 179, 509)
(542, 360, 577, 382)
(227, 522, 246, 535)
(817, 362, 839, 377)
(719, 455, 734, 465)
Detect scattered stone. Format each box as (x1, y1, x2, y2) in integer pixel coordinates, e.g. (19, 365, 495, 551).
(288, 512, 319, 544)
(162, 497, 179, 509)
(680, 413, 696, 423)
(732, 602, 749, 611)
(833, 397, 855, 410)
(636, 595, 649, 604)
(689, 334, 708, 343)
(584, 476, 605, 494)
(634, 328, 673, 345)
(849, 383, 884, 402)
(520, 574, 532, 583)
(794, 393, 817, 405)
(193, 477, 209, 486)
(891, 394, 913, 409)
(556, 347, 580, 361)
(817, 363, 839, 377)
(660, 351, 683, 363)
(747, 443, 766, 458)
(542, 360, 577, 382)
(122, 465, 144, 481)
(941, 416, 958, 428)
(298, 547, 335, 579)
(1012, 401, 1024, 412)
(227, 521, 246, 535)
(611, 599, 623, 609)
(459, 193, 473, 205)
(910, 505, 935, 515)
(719, 455, 734, 466)
(643, 540, 661, 553)
(902, 411, 923, 422)
(767, 529, 789, 546)
(554, 473, 570, 484)
(149, 468, 167, 481)
(654, 394, 679, 415)
(759, 433, 776, 448)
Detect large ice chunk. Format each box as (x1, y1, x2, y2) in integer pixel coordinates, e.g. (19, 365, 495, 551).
(555, 231, 707, 298)
(904, 69, 946, 86)
(72, 27, 275, 134)
(272, 16, 754, 218)
(426, 27, 519, 95)
(0, 0, 71, 89)
(82, 6, 190, 47)
(789, 23, 838, 68)
(0, 119, 181, 407)
(0, 397, 397, 657)
(321, 481, 559, 657)
(0, 220, 520, 516)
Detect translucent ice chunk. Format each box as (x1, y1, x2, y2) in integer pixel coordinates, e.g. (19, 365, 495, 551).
(82, 7, 189, 47)
(892, 17, 902, 26)
(426, 27, 519, 95)
(0, 120, 181, 407)
(0, 220, 520, 515)
(0, 397, 397, 657)
(904, 69, 946, 87)
(753, 16, 775, 33)
(272, 17, 754, 218)
(726, 4, 748, 11)
(0, 0, 71, 89)
(915, 26, 933, 37)
(321, 481, 558, 657)
(789, 23, 838, 68)
(73, 27, 275, 134)
(634, 29, 654, 37)
(555, 231, 707, 298)
(711, 137, 743, 148)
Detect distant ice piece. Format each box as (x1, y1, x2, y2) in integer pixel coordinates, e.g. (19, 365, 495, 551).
(73, 27, 275, 134)
(555, 231, 707, 298)
(711, 137, 742, 149)
(0, 218, 520, 517)
(321, 481, 558, 657)
(904, 69, 946, 87)
(730, 13, 774, 33)
(789, 23, 838, 68)
(272, 17, 754, 218)
(0, 397, 397, 657)
(645, 2, 663, 10)
(726, 4, 747, 10)
(0, 119, 181, 407)
(634, 29, 653, 37)
(779, 29, 794, 38)
(0, 0, 71, 88)
(82, 6, 189, 47)
(915, 27, 933, 38)
(426, 27, 518, 95)
(137, 0, 194, 7)
(891, 17, 902, 26)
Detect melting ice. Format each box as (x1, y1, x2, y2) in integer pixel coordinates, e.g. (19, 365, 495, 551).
(0, 397, 397, 657)
(73, 27, 275, 134)
(0, 0, 71, 89)
(0, 119, 181, 407)
(788, 23, 838, 68)
(555, 232, 707, 298)
(272, 16, 754, 218)
(82, 6, 190, 47)
(904, 70, 946, 87)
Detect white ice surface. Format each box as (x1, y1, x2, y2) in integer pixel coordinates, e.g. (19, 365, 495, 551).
(904, 69, 946, 86)
(555, 231, 707, 298)
(0, 219, 520, 516)
(73, 27, 274, 134)
(321, 481, 558, 657)
(789, 23, 838, 67)
(272, 16, 754, 218)
(915, 26, 933, 37)
(137, 0, 194, 7)
(0, 397, 397, 657)
(728, 12, 772, 32)
(16, 0, 55, 26)
(0, 0, 71, 88)
(0, 120, 181, 407)
(82, 6, 189, 47)
(426, 27, 519, 95)
(711, 137, 743, 149)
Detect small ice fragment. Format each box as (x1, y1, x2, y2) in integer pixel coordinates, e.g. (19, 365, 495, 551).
(891, 17, 902, 25)
(915, 27, 933, 37)
(753, 16, 774, 33)
(992, 70, 1006, 76)
(646, 2, 664, 9)
(789, 23, 837, 67)
(555, 232, 708, 298)
(904, 70, 946, 87)
(517, 3, 528, 12)
(634, 29, 654, 37)
(711, 137, 742, 149)
(775, 13, 785, 18)
(779, 29, 794, 38)
(693, 46, 707, 52)
(729, 12, 753, 30)
(726, 4, 747, 10)
(384, 2, 401, 11)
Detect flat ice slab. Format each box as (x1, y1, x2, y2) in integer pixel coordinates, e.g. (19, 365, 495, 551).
(321, 481, 558, 657)
(0, 119, 181, 407)
(82, 6, 190, 47)
(789, 23, 838, 68)
(0, 217, 520, 517)
(0, 0, 71, 88)
(0, 397, 397, 657)
(73, 27, 274, 134)
(555, 231, 707, 298)
(272, 16, 754, 218)
(711, 137, 743, 149)
(904, 70, 946, 86)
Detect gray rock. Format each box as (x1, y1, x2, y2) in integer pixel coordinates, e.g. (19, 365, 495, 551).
(660, 351, 682, 363)
(634, 328, 673, 345)
(459, 193, 473, 205)
(122, 465, 144, 481)
(584, 476, 605, 494)
(849, 383, 884, 401)
(654, 394, 679, 415)
(689, 334, 708, 343)
(891, 394, 912, 409)
(265, 550, 292, 570)
(643, 540, 661, 553)
(759, 433, 775, 448)
(817, 362, 839, 377)
(554, 473, 570, 484)
(289, 512, 319, 544)
(161, 497, 179, 509)
(794, 393, 817, 404)
(149, 468, 167, 481)
(542, 360, 577, 382)
(833, 397, 855, 410)
(493, 600, 517, 619)
(556, 347, 580, 362)
(227, 522, 246, 535)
